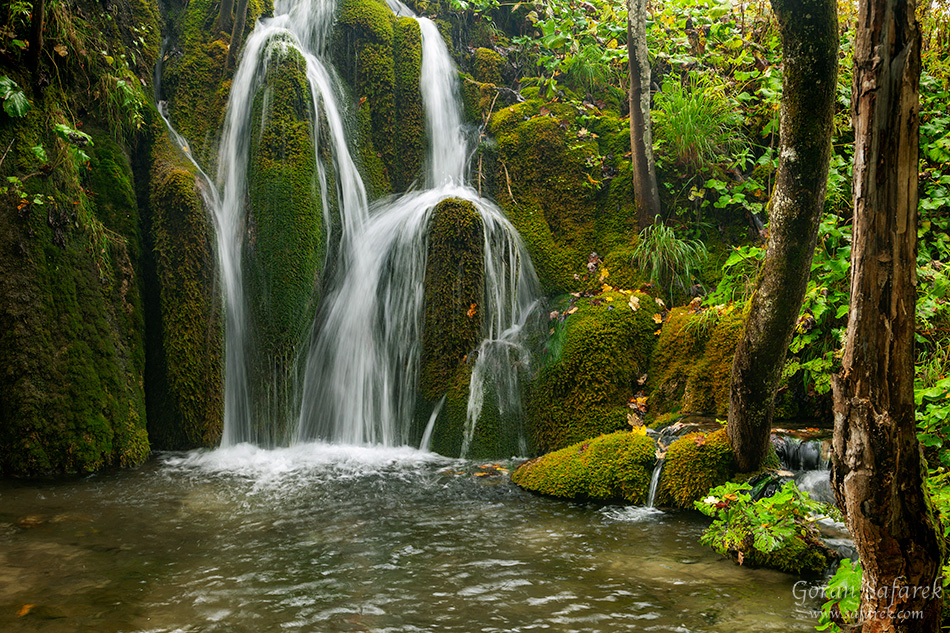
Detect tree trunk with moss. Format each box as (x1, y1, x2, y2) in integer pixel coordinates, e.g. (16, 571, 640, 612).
(215, 0, 235, 35)
(831, 1, 943, 630)
(626, 0, 660, 229)
(226, 0, 250, 69)
(726, 0, 837, 472)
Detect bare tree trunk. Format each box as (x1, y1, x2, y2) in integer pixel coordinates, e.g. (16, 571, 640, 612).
(226, 0, 250, 69)
(831, 1, 943, 630)
(726, 0, 837, 472)
(216, 0, 236, 35)
(28, 0, 45, 83)
(626, 0, 661, 230)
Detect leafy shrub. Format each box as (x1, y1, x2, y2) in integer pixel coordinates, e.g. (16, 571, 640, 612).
(695, 480, 837, 576)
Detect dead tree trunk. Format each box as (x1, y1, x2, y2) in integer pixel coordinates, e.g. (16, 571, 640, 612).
(831, 1, 943, 631)
(626, 0, 661, 229)
(726, 0, 838, 472)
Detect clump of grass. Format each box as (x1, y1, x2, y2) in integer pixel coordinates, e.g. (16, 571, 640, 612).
(653, 71, 744, 175)
(632, 217, 708, 303)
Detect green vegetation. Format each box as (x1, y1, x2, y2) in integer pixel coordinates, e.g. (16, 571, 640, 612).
(511, 430, 656, 504)
(695, 480, 838, 576)
(527, 286, 659, 453)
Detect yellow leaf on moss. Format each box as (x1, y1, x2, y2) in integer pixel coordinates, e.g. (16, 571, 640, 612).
(652, 313, 663, 324)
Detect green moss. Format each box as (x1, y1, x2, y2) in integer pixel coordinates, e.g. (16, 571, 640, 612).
(162, 0, 274, 167)
(334, 0, 398, 194)
(713, 511, 836, 576)
(393, 17, 425, 190)
(419, 198, 484, 399)
(244, 40, 324, 444)
(527, 289, 659, 453)
(658, 429, 735, 508)
(0, 126, 151, 475)
(512, 431, 656, 503)
(145, 130, 224, 450)
(472, 47, 505, 85)
(486, 100, 637, 293)
(647, 305, 744, 419)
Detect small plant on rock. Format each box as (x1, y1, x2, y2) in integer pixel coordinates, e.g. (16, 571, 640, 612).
(632, 217, 707, 304)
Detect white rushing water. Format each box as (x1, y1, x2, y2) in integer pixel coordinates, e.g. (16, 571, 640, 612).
(173, 0, 540, 452)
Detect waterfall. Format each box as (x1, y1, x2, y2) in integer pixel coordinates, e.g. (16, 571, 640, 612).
(170, 0, 540, 452)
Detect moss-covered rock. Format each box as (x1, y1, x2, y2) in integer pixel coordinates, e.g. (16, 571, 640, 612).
(0, 129, 150, 474)
(486, 99, 637, 294)
(243, 40, 324, 445)
(527, 287, 660, 453)
(144, 129, 224, 450)
(419, 198, 484, 400)
(393, 16, 425, 190)
(657, 428, 735, 508)
(657, 427, 780, 508)
(647, 305, 744, 420)
(161, 0, 275, 168)
(334, 0, 427, 196)
(511, 430, 656, 503)
(472, 47, 505, 85)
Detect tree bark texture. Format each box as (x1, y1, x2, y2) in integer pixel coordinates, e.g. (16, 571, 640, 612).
(227, 0, 250, 69)
(626, 0, 661, 229)
(831, 1, 943, 631)
(216, 0, 236, 35)
(28, 0, 45, 81)
(727, 0, 838, 472)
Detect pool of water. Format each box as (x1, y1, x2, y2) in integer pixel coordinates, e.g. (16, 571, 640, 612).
(0, 444, 824, 632)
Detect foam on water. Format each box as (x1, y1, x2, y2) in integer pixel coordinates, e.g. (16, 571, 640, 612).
(599, 506, 664, 523)
(160, 442, 452, 479)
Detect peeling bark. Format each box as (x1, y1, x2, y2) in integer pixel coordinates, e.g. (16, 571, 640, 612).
(727, 0, 838, 472)
(626, 0, 660, 229)
(831, 1, 943, 631)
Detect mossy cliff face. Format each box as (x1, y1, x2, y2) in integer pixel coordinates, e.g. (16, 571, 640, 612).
(334, 0, 425, 195)
(161, 0, 274, 167)
(647, 306, 744, 421)
(511, 431, 656, 504)
(528, 287, 659, 453)
(485, 97, 638, 294)
(244, 40, 324, 444)
(0, 131, 149, 475)
(144, 129, 224, 450)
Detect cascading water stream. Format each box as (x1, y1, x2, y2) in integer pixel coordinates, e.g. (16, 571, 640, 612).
(164, 0, 540, 452)
(211, 2, 370, 446)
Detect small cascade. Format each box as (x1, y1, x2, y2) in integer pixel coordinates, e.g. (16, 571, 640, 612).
(773, 435, 830, 471)
(646, 458, 664, 508)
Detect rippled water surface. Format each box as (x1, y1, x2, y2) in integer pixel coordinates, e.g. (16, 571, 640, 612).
(0, 444, 823, 632)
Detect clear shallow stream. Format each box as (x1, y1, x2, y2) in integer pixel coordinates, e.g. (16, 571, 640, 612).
(0, 445, 823, 632)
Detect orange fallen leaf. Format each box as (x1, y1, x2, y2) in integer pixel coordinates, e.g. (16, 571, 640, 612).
(466, 303, 477, 318)
(18, 604, 35, 617)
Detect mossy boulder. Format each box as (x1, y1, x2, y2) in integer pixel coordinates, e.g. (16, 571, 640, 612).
(144, 129, 224, 450)
(657, 429, 735, 508)
(647, 305, 744, 420)
(511, 431, 657, 504)
(243, 40, 325, 445)
(419, 198, 484, 402)
(472, 47, 505, 85)
(657, 428, 781, 508)
(527, 287, 660, 453)
(334, 0, 425, 195)
(485, 99, 637, 294)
